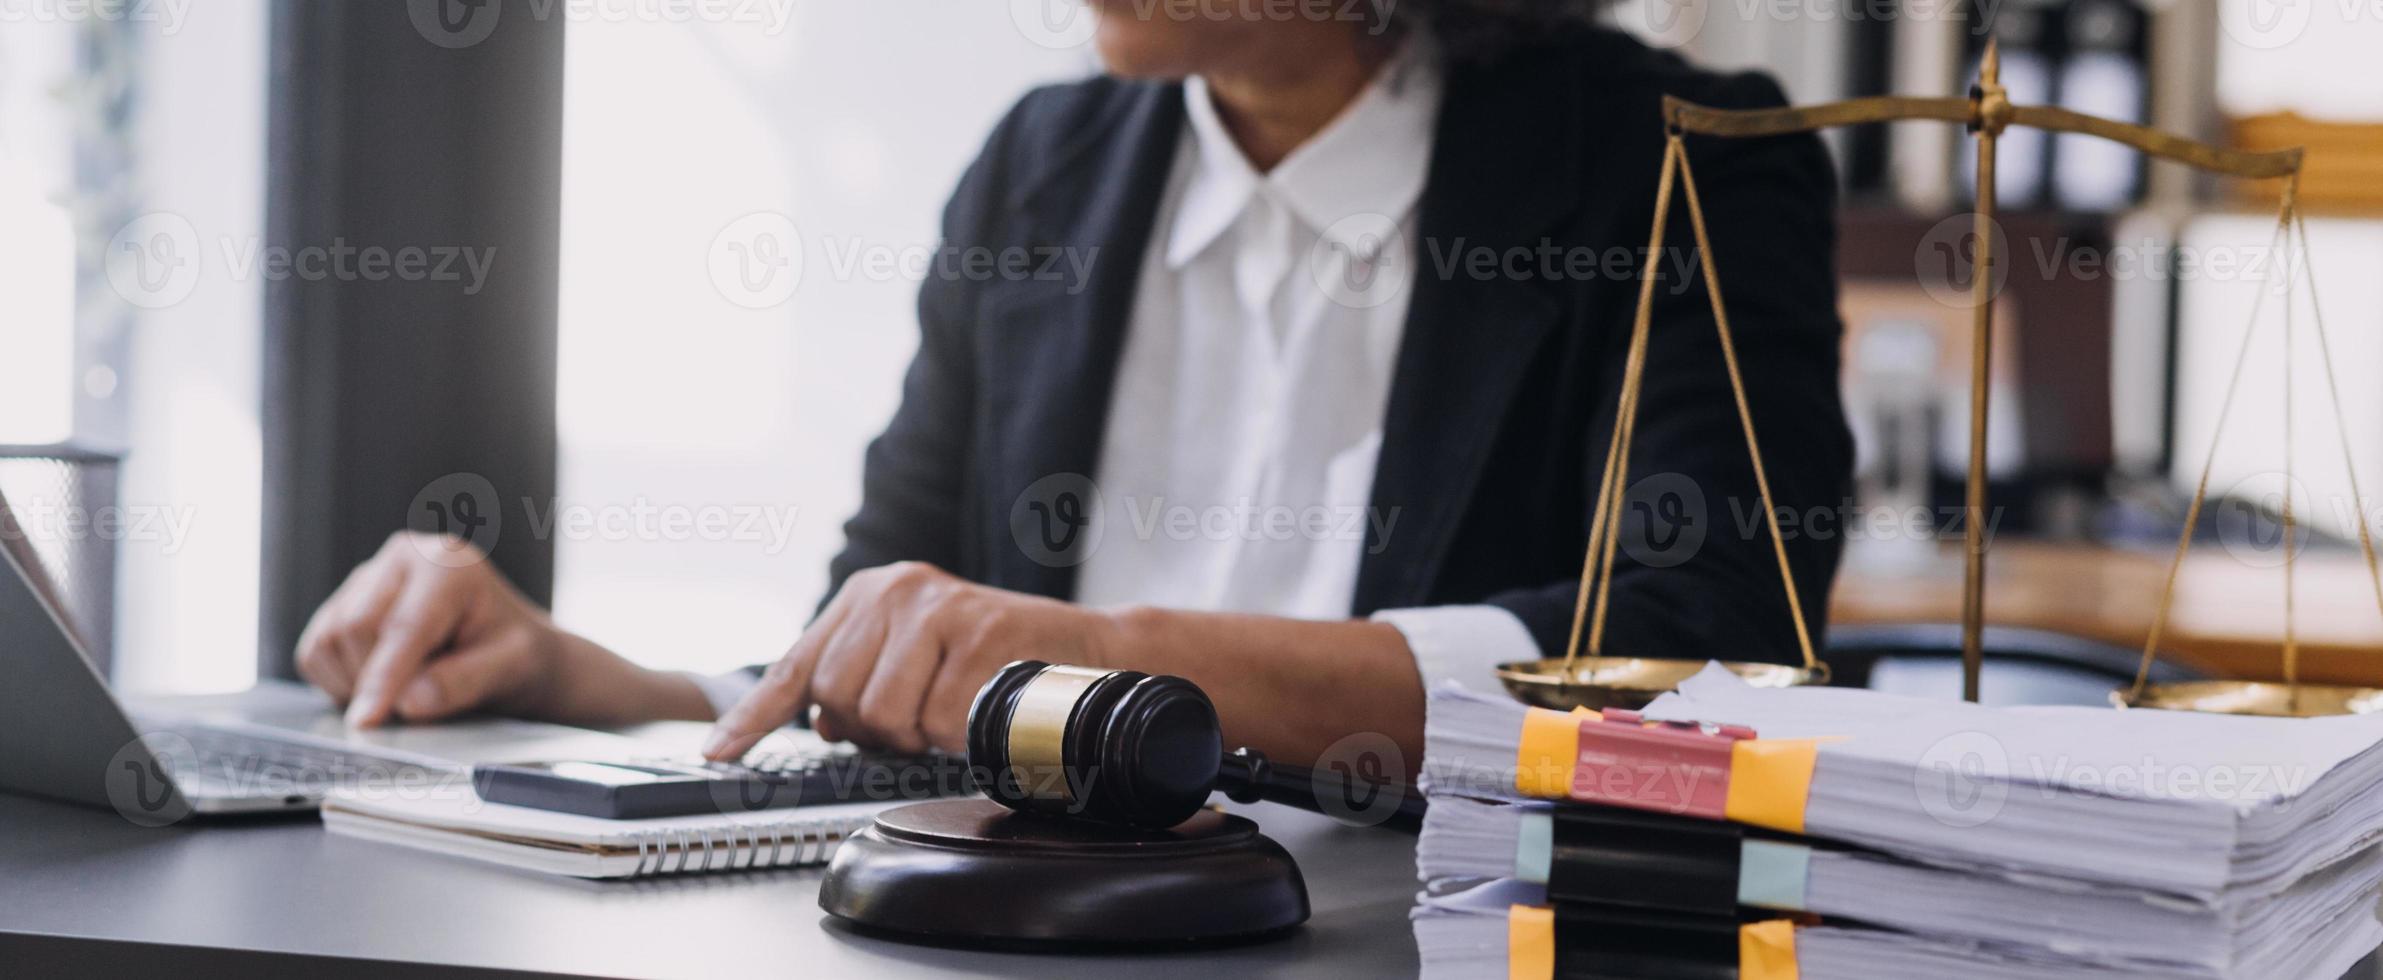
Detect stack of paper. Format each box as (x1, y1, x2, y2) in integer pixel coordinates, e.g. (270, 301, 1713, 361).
(1412, 664, 2383, 979)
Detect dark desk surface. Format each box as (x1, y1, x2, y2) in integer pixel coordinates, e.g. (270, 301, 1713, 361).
(0, 725, 1422, 978)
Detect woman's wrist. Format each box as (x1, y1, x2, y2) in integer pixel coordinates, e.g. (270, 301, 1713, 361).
(1092, 603, 1170, 675)
(537, 629, 715, 726)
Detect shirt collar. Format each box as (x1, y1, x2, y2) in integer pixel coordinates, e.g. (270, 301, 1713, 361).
(1164, 41, 1442, 270)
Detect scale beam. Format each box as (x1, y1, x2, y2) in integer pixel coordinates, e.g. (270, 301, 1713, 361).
(1659, 98, 2301, 181)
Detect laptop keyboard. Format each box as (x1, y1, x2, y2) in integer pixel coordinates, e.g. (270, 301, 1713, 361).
(156, 723, 446, 798)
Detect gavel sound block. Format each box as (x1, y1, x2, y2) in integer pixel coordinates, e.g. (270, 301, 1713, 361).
(818, 662, 1311, 947)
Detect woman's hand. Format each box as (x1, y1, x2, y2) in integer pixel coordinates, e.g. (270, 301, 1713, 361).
(297, 531, 712, 728)
(703, 561, 1124, 759)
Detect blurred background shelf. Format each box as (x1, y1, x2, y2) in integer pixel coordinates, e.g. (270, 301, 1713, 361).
(1835, 540, 2383, 686)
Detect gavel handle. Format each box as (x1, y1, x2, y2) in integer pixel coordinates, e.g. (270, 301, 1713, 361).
(1215, 748, 1426, 833)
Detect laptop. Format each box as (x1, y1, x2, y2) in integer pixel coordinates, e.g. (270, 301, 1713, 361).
(0, 496, 662, 823)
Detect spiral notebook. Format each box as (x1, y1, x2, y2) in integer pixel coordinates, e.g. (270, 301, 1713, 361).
(321, 782, 898, 879)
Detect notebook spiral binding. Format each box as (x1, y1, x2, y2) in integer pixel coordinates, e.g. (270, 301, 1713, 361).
(625, 813, 875, 878)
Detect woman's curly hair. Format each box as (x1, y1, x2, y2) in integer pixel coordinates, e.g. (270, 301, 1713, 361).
(1387, 0, 1619, 59)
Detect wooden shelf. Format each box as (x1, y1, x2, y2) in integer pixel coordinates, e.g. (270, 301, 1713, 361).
(2231, 113, 2383, 213)
(1831, 540, 2383, 684)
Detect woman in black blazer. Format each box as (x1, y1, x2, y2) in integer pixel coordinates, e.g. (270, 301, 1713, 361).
(301, 3, 1851, 779)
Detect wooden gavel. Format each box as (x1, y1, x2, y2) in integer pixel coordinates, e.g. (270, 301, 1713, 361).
(965, 660, 1420, 831)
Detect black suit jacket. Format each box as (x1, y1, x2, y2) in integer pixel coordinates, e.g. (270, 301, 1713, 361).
(824, 27, 1853, 666)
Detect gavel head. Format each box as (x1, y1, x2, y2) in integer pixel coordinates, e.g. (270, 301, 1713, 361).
(966, 660, 1225, 829)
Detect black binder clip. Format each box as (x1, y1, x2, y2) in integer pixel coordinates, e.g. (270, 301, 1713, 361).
(1546, 805, 1745, 917)
(1551, 905, 1744, 980)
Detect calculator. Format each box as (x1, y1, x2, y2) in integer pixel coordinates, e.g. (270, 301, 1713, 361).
(472, 748, 969, 820)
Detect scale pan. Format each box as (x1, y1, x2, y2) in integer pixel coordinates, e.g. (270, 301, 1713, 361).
(1495, 657, 1824, 711)
(2115, 681, 2383, 718)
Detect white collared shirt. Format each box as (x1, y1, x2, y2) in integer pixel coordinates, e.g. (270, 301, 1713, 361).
(1073, 46, 1538, 695)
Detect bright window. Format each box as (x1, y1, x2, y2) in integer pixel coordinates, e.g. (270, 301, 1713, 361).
(554, 8, 1089, 672)
(0, 7, 268, 694)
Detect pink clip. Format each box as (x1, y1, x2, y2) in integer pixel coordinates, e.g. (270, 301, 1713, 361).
(1569, 715, 1747, 820)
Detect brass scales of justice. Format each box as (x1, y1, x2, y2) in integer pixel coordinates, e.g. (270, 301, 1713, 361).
(1496, 38, 2383, 718)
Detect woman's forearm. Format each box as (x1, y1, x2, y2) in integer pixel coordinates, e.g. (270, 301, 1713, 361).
(1101, 606, 1425, 779)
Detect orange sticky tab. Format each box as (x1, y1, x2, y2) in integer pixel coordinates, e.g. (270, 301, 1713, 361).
(1508, 905, 1555, 980)
(1739, 919, 1798, 980)
(1514, 708, 1584, 798)
(1723, 738, 1826, 833)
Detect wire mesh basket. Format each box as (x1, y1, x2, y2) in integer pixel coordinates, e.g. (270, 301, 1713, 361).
(0, 444, 121, 674)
